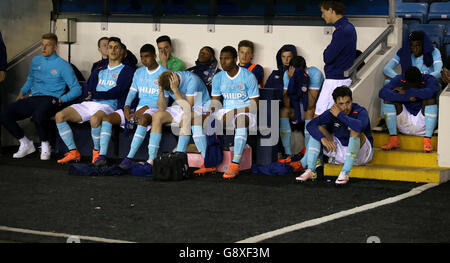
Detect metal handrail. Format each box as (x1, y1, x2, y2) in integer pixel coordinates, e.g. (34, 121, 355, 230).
(344, 24, 394, 83)
(6, 41, 41, 70)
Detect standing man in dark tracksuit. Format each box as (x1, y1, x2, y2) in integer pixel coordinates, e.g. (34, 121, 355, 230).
(315, 1, 357, 117)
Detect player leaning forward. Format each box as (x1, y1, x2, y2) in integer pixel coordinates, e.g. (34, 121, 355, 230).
(296, 86, 373, 185)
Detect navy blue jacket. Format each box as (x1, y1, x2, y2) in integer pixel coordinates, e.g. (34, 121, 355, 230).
(397, 30, 434, 76)
(264, 44, 298, 90)
(85, 64, 135, 110)
(323, 17, 357, 79)
(240, 62, 264, 86)
(286, 68, 310, 122)
(307, 103, 373, 147)
(187, 57, 221, 94)
(0, 32, 7, 72)
(379, 74, 438, 116)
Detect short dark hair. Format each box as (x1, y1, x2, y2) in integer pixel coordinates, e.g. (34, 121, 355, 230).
(220, 46, 238, 59)
(320, 1, 345, 15)
(332, 85, 353, 102)
(409, 31, 425, 43)
(289, 56, 307, 69)
(158, 70, 174, 92)
(238, 40, 254, 53)
(42, 33, 58, 44)
(97, 37, 109, 47)
(405, 66, 423, 84)
(140, 44, 156, 55)
(156, 35, 172, 45)
(108, 37, 122, 45)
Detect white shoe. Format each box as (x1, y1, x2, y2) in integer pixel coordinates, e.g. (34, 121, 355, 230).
(13, 141, 36, 158)
(335, 171, 349, 185)
(40, 145, 52, 160)
(295, 169, 317, 182)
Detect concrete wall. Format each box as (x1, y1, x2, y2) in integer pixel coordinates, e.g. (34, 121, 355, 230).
(0, 0, 52, 60)
(57, 17, 391, 83)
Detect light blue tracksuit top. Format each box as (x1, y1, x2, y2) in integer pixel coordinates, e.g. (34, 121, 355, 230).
(20, 53, 81, 103)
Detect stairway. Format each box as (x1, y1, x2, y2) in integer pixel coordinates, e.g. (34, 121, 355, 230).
(324, 132, 450, 183)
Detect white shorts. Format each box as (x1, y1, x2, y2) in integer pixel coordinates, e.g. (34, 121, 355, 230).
(166, 105, 208, 124)
(323, 135, 373, 165)
(315, 78, 352, 115)
(70, 101, 115, 123)
(397, 105, 426, 136)
(116, 106, 159, 130)
(213, 108, 257, 129)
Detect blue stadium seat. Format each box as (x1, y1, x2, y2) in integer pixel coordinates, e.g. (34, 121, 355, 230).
(428, 2, 450, 43)
(409, 23, 445, 48)
(428, 2, 450, 21)
(396, 2, 429, 23)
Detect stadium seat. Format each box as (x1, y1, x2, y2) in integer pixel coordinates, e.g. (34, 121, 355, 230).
(428, 1, 450, 21)
(428, 2, 450, 43)
(409, 23, 445, 48)
(396, 2, 429, 23)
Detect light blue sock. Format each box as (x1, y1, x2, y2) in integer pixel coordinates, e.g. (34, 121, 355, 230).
(176, 135, 190, 153)
(380, 99, 385, 118)
(341, 137, 360, 175)
(148, 132, 162, 162)
(127, 125, 147, 159)
(300, 120, 311, 167)
(280, 118, 292, 156)
(424, 105, 438, 138)
(99, 121, 113, 156)
(91, 126, 101, 151)
(56, 122, 76, 151)
(306, 137, 321, 173)
(192, 125, 207, 158)
(384, 103, 397, 136)
(233, 128, 248, 163)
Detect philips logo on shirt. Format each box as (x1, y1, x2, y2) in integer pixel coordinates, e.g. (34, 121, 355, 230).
(222, 92, 247, 100)
(98, 79, 116, 86)
(139, 86, 159, 95)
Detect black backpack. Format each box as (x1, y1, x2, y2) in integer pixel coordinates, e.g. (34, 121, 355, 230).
(152, 152, 191, 181)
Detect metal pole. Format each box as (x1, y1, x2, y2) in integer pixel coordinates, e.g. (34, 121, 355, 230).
(389, 0, 396, 25)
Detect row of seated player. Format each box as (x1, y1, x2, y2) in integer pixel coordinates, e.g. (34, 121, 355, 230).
(1, 1, 446, 184)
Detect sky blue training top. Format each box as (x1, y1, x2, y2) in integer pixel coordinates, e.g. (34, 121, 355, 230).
(166, 71, 212, 109)
(125, 65, 167, 109)
(212, 67, 259, 110)
(20, 53, 81, 103)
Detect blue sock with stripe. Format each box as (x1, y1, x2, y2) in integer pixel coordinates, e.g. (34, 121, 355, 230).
(148, 132, 162, 162)
(341, 136, 360, 175)
(233, 128, 248, 163)
(99, 121, 112, 156)
(280, 118, 292, 156)
(384, 103, 397, 136)
(127, 125, 147, 159)
(56, 122, 76, 151)
(192, 125, 207, 158)
(91, 126, 101, 151)
(424, 105, 438, 138)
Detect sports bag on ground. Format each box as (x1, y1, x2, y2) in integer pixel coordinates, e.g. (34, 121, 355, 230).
(152, 152, 191, 181)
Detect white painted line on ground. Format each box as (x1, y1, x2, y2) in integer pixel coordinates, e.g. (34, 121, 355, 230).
(0, 226, 135, 243)
(237, 183, 439, 243)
